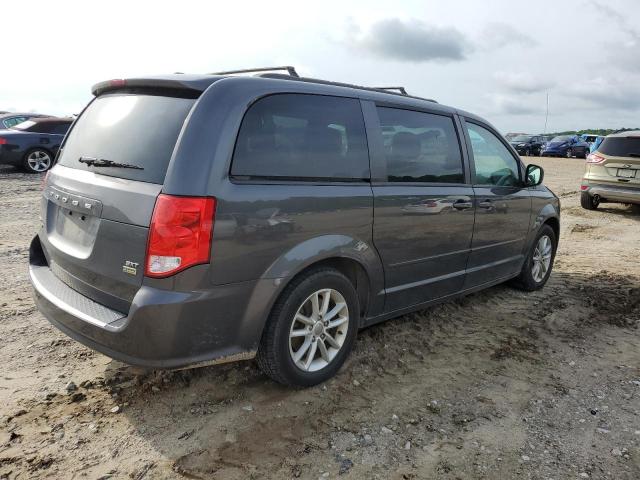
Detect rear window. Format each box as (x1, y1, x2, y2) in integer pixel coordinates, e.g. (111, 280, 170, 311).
(598, 137, 640, 157)
(231, 94, 369, 181)
(57, 93, 195, 184)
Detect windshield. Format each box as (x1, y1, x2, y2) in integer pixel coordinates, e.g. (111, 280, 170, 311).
(512, 135, 533, 142)
(12, 120, 37, 131)
(57, 93, 196, 184)
(551, 135, 572, 142)
(598, 137, 640, 157)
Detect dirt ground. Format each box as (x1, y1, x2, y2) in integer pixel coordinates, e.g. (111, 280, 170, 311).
(1, 157, 639, 480)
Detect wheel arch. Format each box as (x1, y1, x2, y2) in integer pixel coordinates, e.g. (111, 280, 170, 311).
(543, 216, 560, 241)
(254, 234, 384, 328)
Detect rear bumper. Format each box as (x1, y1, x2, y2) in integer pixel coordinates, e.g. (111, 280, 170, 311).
(582, 182, 640, 204)
(29, 238, 280, 369)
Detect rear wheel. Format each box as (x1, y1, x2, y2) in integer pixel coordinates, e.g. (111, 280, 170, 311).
(525, 148, 531, 157)
(580, 191, 599, 210)
(257, 268, 359, 386)
(566, 148, 573, 158)
(23, 149, 52, 173)
(511, 225, 557, 291)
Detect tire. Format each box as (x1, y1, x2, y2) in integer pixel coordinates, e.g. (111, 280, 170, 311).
(257, 267, 359, 386)
(23, 148, 53, 173)
(580, 191, 599, 210)
(525, 148, 531, 157)
(566, 148, 573, 158)
(511, 224, 557, 292)
(583, 149, 589, 159)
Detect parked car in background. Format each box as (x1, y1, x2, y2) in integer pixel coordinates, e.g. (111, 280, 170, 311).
(509, 134, 546, 156)
(0, 112, 48, 129)
(29, 69, 559, 387)
(589, 135, 605, 153)
(0, 117, 73, 173)
(541, 135, 590, 158)
(580, 131, 640, 210)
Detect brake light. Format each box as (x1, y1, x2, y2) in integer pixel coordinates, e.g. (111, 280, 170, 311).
(0, 138, 7, 145)
(145, 195, 216, 278)
(586, 153, 606, 164)
(580, 185, 589, 190)
(109, 79, 126, 88)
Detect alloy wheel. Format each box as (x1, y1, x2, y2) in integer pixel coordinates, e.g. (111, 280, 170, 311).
(26, 150, 51, 172)
(289, 288, 349, 372)
(531, 235, 552, 283)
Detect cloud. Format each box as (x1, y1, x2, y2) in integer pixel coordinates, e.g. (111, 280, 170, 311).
(494, 71, 554, 94)
(487, 93, 543, 116)
(345, 18, 471, 62)
(587, 2, 640, 72)
(588, 1, 639, 41)
(565, 77, 640, 110)
(479, 22, 537, 50)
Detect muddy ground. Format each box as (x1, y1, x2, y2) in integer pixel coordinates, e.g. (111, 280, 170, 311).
(1, 157, 639, 480)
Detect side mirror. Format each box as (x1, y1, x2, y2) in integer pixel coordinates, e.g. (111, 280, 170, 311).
(525, 164, 544, 187)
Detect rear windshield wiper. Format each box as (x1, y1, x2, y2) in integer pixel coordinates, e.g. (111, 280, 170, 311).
(627, 153, 640, 158)
(78, 156, 144, 170)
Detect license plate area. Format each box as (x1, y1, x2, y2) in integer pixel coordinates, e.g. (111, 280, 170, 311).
(617, 168, 636, 178)
(44, 187, 102, 258)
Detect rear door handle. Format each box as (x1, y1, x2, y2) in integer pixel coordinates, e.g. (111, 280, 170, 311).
(478, 200, 493, 209)
(452, 200, 473, 210)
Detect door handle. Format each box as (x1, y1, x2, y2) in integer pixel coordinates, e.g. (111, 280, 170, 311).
(452, 200, 473, 210)
(478, 200, 493, 209)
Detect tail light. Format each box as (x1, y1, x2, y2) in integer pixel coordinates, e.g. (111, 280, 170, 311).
(0, 138, 7, 145)
(145, 194, 216, 278)
(586, 153, 606, 164)
(580, 184, 589, 190)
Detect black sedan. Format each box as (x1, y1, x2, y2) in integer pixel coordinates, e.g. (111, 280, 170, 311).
(0, 117, 72, 173)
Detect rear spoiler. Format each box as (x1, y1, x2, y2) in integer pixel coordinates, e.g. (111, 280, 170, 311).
(91, 78, 211, 97)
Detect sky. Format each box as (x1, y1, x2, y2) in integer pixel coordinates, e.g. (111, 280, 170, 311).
(2, 0, 639, 134)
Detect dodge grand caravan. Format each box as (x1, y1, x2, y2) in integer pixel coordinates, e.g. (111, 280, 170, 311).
(29, 67, 560, 386)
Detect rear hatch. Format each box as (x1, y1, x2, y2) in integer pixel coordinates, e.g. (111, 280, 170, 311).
(589, 135, 640, 187)
(40, 89, 197, 313)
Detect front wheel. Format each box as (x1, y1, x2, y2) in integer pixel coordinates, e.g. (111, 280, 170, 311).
(511, 225, 557, 291)
(566, 148, 573, 158)
(257, 268, 359, 386)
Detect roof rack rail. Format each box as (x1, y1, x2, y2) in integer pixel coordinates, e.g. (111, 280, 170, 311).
(375, 86, 408, 95)
(259, 73, 438, 103)
(210, 66, 299, 77)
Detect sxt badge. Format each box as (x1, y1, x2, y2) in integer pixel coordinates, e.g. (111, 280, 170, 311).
(122, 260, 139, 276)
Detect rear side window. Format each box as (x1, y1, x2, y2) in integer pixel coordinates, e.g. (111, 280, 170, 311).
(231, 94, 369, 180)
(3, 117, 27, 128)
(598, 136, 640, 157)
(376, 107, 464, 183)
(58, 93, 195, 184)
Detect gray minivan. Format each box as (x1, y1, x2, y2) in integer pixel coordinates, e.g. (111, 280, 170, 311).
(29, 68, 560, 386)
